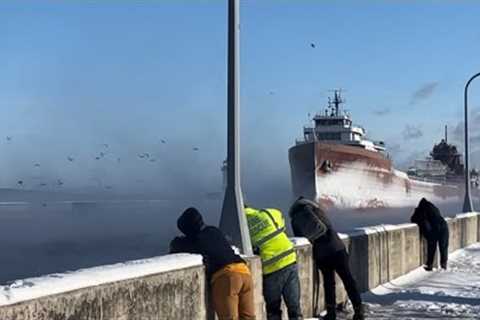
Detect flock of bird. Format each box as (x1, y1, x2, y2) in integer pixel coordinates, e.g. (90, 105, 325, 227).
(6, 42, 317, 190)
(5, 136, 201, 190)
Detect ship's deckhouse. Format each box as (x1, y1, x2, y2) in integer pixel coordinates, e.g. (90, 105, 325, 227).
(300, 91, 386, 153)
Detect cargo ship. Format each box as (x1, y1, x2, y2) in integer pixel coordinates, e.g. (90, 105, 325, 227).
(288, 90, 461, 209)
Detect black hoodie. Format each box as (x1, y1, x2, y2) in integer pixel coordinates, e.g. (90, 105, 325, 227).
(172, 207, 244, 276)
(289, 197, 345, 260)
(411, 198, 447, 238)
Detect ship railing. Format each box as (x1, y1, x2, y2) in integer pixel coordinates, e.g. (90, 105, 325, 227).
(410, 175, 466, 185)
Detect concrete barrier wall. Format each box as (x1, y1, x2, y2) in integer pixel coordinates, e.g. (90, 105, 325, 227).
(1, 212, 478, 320)
(0, 264, 207, 320)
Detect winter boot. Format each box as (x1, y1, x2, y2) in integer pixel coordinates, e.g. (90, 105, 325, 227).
(423, 265, 433, 271)
(352, 304, 365, 320)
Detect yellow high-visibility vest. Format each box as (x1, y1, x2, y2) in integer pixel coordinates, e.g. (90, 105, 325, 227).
(245, 207, 296, 275)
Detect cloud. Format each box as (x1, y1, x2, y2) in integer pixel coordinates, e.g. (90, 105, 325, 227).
(410, 82, 439, 105)
(372, 107, 391, 116)
(452, 108, 480, 145)
(450, 109, 480, 168)
(402, 124, 423, 140)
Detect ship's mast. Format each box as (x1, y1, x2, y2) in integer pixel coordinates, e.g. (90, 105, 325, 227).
(332, 90, 344, 116)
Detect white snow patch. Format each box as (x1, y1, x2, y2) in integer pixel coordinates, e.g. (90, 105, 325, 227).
(363, 243, 480, 319)
(353, 224, 405, 235)
(290, 237, 311, 247)
(338, 232, 349, 240)
(455, 212, 479, 218)
(0, 253, 203, 306)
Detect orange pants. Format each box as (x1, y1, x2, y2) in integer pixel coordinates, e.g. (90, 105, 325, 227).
(211, 265, 256, 320)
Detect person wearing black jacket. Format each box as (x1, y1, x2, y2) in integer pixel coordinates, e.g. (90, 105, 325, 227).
(411, 198, 449, 271)
(170, 207, 256, 320)
(289, 197, 364, 320)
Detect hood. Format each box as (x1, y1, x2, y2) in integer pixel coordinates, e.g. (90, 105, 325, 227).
(177, 207, 205, 237)
(419, 197, 429, 209)
(288, 196, 320, 217)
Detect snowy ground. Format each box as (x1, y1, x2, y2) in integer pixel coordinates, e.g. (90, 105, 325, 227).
(358, 243, 480, 319)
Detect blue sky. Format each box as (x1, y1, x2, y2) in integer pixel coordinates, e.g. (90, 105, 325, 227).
(1, 1, 480, 197)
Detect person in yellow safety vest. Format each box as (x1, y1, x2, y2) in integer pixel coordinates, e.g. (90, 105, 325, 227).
(244, 206, 303, 320)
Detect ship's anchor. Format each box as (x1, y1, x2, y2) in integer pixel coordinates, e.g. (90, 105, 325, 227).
(320, 160, 333, 173)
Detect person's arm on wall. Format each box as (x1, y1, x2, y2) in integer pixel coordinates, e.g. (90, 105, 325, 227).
(169, 236, 197, 254)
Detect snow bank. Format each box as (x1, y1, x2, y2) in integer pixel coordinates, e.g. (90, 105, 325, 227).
(0, 253, 203, 306)
(364, 243, 480, 319)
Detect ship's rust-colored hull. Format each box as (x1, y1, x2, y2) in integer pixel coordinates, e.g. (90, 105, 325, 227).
(289, 142, 460, 208)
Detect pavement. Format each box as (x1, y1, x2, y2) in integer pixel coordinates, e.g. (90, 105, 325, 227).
(308, 243, 480, 320)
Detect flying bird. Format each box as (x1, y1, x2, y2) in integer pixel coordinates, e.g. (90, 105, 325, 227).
(117, 157, 121, 163)
(17, 180, 23, 186)
(67, 157, 74, 162)
(193, 147, 199, 151)
(161, 139, 166, 144)
(105, 185, 113, 190)
(34, 163, 41, 167)
(95, 156, 101, 160)
(6, 136, 12, 141)
(39, 183, 47, 187)
(57, 179, 63, 186)
(310, 43, 316, 48)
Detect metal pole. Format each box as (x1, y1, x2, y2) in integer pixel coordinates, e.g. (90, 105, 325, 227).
(219, 0, 253, 255)
(462, 72, 480, 213)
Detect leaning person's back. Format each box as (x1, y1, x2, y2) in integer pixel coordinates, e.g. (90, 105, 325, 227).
(289, 197, 344, 260)
(195, 225, 244, 275)
(173, 207, 255, 320)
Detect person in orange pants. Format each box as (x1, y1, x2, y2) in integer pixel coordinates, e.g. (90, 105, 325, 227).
(170, 207, 256, 320)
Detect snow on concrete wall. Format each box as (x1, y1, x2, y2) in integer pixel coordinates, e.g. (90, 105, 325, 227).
(0, 212, 478, 320)
(0, 254, 206, 320)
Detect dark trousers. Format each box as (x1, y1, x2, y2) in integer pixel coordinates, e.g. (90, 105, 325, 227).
(426, 225, 449, 268)
(317, 250, 362, 309)
(263, 263, 303, 320)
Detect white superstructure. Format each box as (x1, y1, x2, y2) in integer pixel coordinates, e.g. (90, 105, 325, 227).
(299, 90, 386, 153)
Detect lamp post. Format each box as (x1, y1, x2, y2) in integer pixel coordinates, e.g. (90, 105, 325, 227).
(219, 0, 253, 255)
(462, 72, 480, 213)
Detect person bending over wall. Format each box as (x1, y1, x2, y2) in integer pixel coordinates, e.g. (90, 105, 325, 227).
(411, 197, 449, 271)
(289, 197, 364, 320)
(170, 207, 256, 320)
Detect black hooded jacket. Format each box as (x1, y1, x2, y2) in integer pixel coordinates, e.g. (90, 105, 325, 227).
(411, 198, 448, 239)
(289, 198, 345, 260)
(170, 207, 244, 276)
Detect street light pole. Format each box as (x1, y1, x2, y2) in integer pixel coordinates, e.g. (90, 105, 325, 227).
(462, 72, 480, 213)
(219, 0, 253, 255)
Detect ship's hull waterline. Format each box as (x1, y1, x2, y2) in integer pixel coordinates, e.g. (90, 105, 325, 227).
(289, 142, 460, 209)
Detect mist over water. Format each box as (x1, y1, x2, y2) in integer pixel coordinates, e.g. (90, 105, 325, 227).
(1, 2, 479, 287)
(0, 171, 478, 285)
